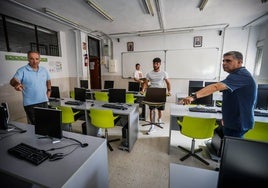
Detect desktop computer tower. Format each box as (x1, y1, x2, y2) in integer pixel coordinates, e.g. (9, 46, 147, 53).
(211, 126, 224, 157)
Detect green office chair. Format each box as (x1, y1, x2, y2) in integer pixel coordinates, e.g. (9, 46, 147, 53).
(126, 93, 136, 104)
(94, 91, 109, 102)
(70, 90, 75, 99)
(177, 116, 218, 165)
(57, 106, 80, 131)
(89, 108, 120, 151)
(244, 121, 268, 142)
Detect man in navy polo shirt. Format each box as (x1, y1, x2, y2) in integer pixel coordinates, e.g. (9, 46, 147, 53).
(181, 51, 257, 138)
(10, 51, 51, 125)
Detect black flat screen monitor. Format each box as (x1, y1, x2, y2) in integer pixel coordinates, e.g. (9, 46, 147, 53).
(217, 137, 268, 188)
(204, 81, 217, 86)
(188, 86, 213, 106)
(34, 107, 62, 139)
(109, 89, 126, 103)
(104, 80, 114, 89)
(74, 87, 86, 102)
(255, 84, 268, 110)
(128, 82, 140, 92)
(189, 80, 203, 87)
(0, 103, 9, 130)
(50, 86, 60, 98)
(80, 80, 89, 89)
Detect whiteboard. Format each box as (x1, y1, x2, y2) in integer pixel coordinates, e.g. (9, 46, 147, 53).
(166, 48, 219, 79)
(122, 50, 165, 78)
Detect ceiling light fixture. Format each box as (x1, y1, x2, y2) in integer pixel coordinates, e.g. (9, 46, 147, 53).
(199, 0, 208, 11)
(142, 0, 154, 16)
(44, 8, 79, 27)
(86, 0, 114, 22)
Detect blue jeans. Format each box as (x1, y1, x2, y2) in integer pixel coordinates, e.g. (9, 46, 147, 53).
(223, 127, 248, 138)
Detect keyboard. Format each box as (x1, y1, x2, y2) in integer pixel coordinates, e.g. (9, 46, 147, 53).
(102, 103, 128, 110)
(189, 106, 217, 113)
(65, 101, 83, 106)
(254, 110, 268, 117)
(8, 143, 51, 165)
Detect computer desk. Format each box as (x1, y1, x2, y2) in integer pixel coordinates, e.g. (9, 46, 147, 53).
(51, 98, 139, 152)
(168, 103, 268, 154)
(0, 121, 108, 188)
(169, 163, 219, 188)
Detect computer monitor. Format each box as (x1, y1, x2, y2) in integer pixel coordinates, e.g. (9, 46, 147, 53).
(188, 86, 213, 106)
(255, 84, 268, 110)
(204, 81, 217, 86)
(104, 80, 114, 89)
(80, 80, 89, 89)
(217, 137, 268, 188)
(34, 107, 62, 140)
(108, 89, 126, 103)
(128, 82, 140, 93)
(74, 87, 86, 102)
(50, 86, 60, 99)
(189, 80, 203, 87)
(0, 103, 9, 130)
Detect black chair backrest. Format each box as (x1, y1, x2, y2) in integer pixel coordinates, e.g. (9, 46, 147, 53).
(144, 88, 166, 102)
(104, 80, 114, 89)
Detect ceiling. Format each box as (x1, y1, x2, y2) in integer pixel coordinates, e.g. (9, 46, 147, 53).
(0, 0, 268, 38)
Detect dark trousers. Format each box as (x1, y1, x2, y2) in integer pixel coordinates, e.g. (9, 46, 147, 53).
(24, 102, 48, 125)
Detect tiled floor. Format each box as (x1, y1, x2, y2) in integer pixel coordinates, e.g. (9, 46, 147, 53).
(15, 102, 220, 188)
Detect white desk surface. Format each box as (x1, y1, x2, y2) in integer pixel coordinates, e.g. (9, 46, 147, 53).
(0, 121, 108, 188)
(169, 163, 218, 188)
(170, 103, 268, 122)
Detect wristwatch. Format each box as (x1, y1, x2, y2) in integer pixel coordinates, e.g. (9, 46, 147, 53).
(190, 92, 197, 100)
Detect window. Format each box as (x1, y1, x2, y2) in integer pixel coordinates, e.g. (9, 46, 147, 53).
(0, 14, 60, 56)
(254, 46, 263, 77)
(0, 16, 7, 51)
(6, 17, 35, 53)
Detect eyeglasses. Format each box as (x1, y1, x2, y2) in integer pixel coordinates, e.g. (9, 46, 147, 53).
(223, 59, 232, 63)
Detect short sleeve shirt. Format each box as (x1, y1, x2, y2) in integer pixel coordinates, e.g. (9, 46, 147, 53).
(14, 64, 51, 106)
(221, 67, 257, 131)
(146, 70, 168, 88)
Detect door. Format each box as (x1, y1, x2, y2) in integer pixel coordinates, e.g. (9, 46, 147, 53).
(88, 37, 101, 89)
(89, 56, 101, 89)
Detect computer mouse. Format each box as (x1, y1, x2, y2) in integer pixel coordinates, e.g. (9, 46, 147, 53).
(49, 153, 64, 161)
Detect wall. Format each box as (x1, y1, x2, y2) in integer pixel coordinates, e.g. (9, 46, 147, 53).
(1, 22, 268, 120)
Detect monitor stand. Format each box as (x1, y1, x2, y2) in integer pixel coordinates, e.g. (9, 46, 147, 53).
(37, 135, 61, 144)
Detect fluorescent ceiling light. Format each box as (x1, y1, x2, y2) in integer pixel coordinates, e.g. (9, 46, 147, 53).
(199, 0, 208, 11)
(44, 8, 79, 27)
(143, 0, 154, 16)
(86, 0, 114, 22)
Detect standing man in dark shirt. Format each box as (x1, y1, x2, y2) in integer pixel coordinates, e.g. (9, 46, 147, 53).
(181, 51, 257, 138)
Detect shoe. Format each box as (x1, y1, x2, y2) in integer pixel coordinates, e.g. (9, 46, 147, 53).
(147, 125, 156, 135)
(97, 128, 102, 137)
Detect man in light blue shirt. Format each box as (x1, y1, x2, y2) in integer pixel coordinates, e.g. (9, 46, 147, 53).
(10, 51, 51, 125)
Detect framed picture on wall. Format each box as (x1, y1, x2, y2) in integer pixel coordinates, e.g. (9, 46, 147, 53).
(127, 42, 134, 51)
(193, 36, 202, 47)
